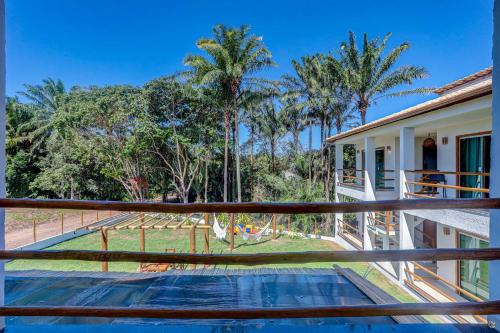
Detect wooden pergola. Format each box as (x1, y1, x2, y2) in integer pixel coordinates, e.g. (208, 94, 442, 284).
(83, 212, 211, 272)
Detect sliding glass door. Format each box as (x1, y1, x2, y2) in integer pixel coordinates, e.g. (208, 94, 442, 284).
(459, 233, 489, 300)
(459, 134, 490, 198)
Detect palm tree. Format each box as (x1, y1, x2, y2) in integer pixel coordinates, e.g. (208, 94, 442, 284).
(340, 32, 430, 125)
(17, 78, 66, 151)
(184, 24, 274, 202)
(281, 95, 307, 152)
(257, 102, 285, 174)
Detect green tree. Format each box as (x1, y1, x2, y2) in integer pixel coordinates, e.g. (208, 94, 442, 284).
(184, 24, 274, 202)
(340, 32, 430, 124)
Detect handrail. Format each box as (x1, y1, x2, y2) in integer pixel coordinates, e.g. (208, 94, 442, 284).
(1, 198, 499, 214)
(406, 181, 490, 193)
(1, 248, 500, 265)
(0, 302, 498, 319)
(411, 261, 483, 302)
(408, 170, 490, 177)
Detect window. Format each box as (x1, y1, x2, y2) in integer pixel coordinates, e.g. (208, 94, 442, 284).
(459, 233, 489, 300)
(458, 134, 491, 198)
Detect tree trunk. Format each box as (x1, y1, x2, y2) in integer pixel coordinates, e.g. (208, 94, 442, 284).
(308, 118, 313, 184)
(204, 157, 209, 203)
(360, 107, 367, 125)
(293, 130, 299, 153)
(271, 137, 276, 174)
(223, 108, 230, 202)
(250, 124, 255, 201)
(234, 100, 242, 203)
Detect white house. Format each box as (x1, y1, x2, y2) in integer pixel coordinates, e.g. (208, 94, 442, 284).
(329, 67, 492, 312)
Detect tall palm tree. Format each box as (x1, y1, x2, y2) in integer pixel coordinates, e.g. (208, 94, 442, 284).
(17, 78, 66, 152)
(184, 24, 274, 202)
(257, 102, 285, 174)
(281, 95, 307, 153)
(340, 32, 430, 124)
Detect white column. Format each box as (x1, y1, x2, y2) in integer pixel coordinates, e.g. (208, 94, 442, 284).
(363, 137, 375, 250)
(398, 127, 415, 282)
(0, 0, 5, 329)
(489, 0, 500, 327)
(334, 144, 343, 231)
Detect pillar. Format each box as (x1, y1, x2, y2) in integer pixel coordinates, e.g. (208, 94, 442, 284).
(363, 137, 376, 250)
(0, 1, 6, 327)
(398, 127, 416, 282)
(334, 143, 344, 231)
(139, 228, 145, 252)
(489, 0, 500, 327)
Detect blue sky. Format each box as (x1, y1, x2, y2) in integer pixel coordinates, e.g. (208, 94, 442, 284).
(6, 0, 494, 148)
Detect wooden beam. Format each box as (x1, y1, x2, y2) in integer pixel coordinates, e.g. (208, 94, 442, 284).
(334, 265, 426, 324)
(139, 229, 145, 252)
(229, 214, 235, 253)
(60, 212, 64, 235)
(2, 248, 499, 265)
(32, 218, 36, 243)
(0, 198, 499, 214)
(0, 301, 498, 319)
(100, 228, 108, 272)
(272, 214, 277, 240)
(204, 213, 210, 254)
(406, 181, 490, 193)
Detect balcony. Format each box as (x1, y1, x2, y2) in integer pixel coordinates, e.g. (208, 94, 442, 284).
(337, 169, 365, 189)
(404, 170, 490, 199)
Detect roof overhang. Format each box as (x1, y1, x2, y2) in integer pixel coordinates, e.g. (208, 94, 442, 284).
(327, 80, 492, 143)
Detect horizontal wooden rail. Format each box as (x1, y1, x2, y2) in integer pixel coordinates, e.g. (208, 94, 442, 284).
(2, 248, 500, 265)
(1, 198, 499, 214)
(406, 181, 489, 193)
(408, 170, 490, 177)
(411, 261, 482, 302)
(0, 302, 499, 318)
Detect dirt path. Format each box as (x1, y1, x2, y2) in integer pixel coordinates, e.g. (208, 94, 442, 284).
(5, 208, 117, 249)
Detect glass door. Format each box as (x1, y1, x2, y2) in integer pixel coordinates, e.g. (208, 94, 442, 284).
(375, 148, 385, 189)
(459, 233, 489, 300)
(459, 135, 490, 198)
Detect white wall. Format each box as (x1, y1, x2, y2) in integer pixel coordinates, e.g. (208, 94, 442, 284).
(436, 224, 457, 283)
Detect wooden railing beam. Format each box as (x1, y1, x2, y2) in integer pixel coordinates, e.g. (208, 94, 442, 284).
(0, 302, 498, 319)
(0, 198, 498, 214)
(1, 248, 499, 265)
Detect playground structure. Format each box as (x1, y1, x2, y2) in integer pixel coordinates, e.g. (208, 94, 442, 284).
(78, 212, 289, 272)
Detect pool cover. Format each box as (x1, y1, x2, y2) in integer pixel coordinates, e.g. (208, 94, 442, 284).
(2, 269, 495, 332)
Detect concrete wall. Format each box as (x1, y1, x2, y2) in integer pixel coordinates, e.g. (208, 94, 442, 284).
(436, 224, 457, 283)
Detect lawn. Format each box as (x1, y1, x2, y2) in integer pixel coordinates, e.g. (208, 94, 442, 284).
(6, 229, 416, 303)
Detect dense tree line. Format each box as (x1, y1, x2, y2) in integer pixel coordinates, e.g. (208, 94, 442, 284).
(7, 25, 429, 211)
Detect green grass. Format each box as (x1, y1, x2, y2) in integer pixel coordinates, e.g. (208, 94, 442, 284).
(6, 229, 416, 304)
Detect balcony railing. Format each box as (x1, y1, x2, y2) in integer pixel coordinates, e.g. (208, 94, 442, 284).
(337, 169, 365, 189)
(337, 217, 363, 249)
(404, 170, 490, 199)
(367, 211, 398, 234)
(376, 169, 396, 191)
(0, 198, 499, 320)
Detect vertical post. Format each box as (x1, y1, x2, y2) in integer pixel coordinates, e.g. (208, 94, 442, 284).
(0, 1, 6, 328)
(101, 228, 108, 272)
(363, 137, 376, 251)
(32, 217, 36, 243)
(96, 210, 99, 222)
(334, 143, 344, 231)
(204, 213, 210, 254)
(272, 214, 277, 240)
(60, 212, 64, 235)
(229, 213, 235, 252)
(81, 211, 84, 227)
(489, 1, 500, 327)
(288, 215, 291, 233)
(139, 228, 145, 252)
(398, 127, 416, 282)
